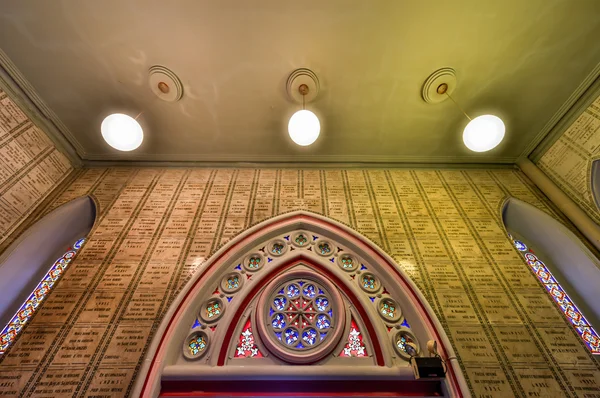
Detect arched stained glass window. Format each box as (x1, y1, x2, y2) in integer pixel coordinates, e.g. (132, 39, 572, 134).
(0, 238, 86, 355)
(591, 159, 600, 211)
(510, 235, 600, 355)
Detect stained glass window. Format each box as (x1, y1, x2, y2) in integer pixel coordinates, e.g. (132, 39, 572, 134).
(339, 318, 367, 357)
(267, 279, 334, 351)
(0, 238, 85, 355)
(510, 236, 600, 355)
(395, 333, 414, 354)
(226, 275, 240, 290)
(317, 242, 331, 255)
(341, 257, 353, 269)
(380, 300, 397, 319)
(234, 319, 263, 358)
(294, 234, 308, 246)
(248, 256, 261, 269)
(188, 335, 207, 356)
(271, 243, 284, 255)
(205, 300, 222, 319)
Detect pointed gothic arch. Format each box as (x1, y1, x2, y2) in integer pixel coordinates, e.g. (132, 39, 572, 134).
(591, 158, 600, 211)
(0, 195, 96, 354)
(502, 197, 600, 353)
(132, 211, 468, 397)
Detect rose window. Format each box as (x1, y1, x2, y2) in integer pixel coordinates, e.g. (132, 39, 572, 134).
(256, 270, 345, 363)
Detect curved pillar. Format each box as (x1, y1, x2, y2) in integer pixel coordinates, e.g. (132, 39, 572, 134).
(518, 158, 600, 251)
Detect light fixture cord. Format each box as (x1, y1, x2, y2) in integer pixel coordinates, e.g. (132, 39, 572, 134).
(445, 92, 471, 121)
(134, 111, 144, 120)
(302, 93, 305, 110)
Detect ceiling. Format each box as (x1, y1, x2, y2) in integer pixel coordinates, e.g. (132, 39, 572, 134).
(0, 0, 599, 164)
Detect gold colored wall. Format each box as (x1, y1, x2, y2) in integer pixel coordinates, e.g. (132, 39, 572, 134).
(0, 87, 72, 246)
(0, 167, 599, 397)
(537, 94, 600, 225)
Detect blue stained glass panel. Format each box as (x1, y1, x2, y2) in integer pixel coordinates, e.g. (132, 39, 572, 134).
(1, 238, 86, 355)
(511, 237, 600, 355)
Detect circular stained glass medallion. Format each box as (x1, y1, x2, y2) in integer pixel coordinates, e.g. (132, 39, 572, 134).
(378, 298, 401, 322)
(337, 254, 358, 272)
(221, 272, 243, 293)
(183, 331, 210, 360)
(199, 298, 225, 323)
(256, 271, 345, 363)
(243, 253, 264, 272)
(292, 232, 310, 247)
(316, 241, 333, 257)
(392, 330, 419, 360)
(359, 272, 380, 293)
(269, 239, 287, 257)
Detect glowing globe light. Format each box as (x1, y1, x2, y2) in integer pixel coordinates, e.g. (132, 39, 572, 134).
(462, 115, 505, 152)
(101, 113, 143, 151)
(288, 110, 320, 146)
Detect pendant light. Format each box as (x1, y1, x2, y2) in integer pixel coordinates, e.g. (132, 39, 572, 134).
(437, 83, 505, 152)
(100, 65, 184, 152)
(286, 68, 321, 146)
(101, 113, 143, 151)
(422, 68, 505, 152)
(288, 84, 320, 146)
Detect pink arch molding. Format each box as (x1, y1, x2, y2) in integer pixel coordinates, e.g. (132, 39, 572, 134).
(132, 211, 470, 398)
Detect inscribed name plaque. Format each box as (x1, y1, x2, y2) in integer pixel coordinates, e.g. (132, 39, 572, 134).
(499, 264, 542, 290)
(122, 291, 166, 320)
(53, 325, 107, 366)
(32, 368, 86, 398)
(101, 323, 153, 364)
(416, 239, 449, 261)
(463, 262, 504, 291)
(79, 292, 124, 323)
(98, 262, 138, 290)
(495, 326, 544, 364)
(84, 367, 137, 398)
(449, 326, 497, 363)
(515, 293, 565, 324)
(76, 238, 116, 262)
(479, 293, 521, 324)
(0, 369, 35, 397)
(426, 263, 463, 290)
(437, 291, 478, 324)
(0, 326, 61, 367)
(138, 261, 176, 290)
(514, 367, 566, 398)
(31, 291, 81, 324)
(563, 368, 600, 398)
(465, 366, 514, 398)
(538, 326, 593, 365)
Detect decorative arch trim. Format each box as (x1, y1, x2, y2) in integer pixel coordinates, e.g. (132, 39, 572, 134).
(133, 211, 468, 398)
(217, 257, 384, 366)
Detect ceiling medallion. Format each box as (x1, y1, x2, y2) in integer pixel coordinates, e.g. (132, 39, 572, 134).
(286, 68, 321, 147)
(422, 67, 506, 152)
(421, 67, 457, 104)
(148, 65, 184, 102)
